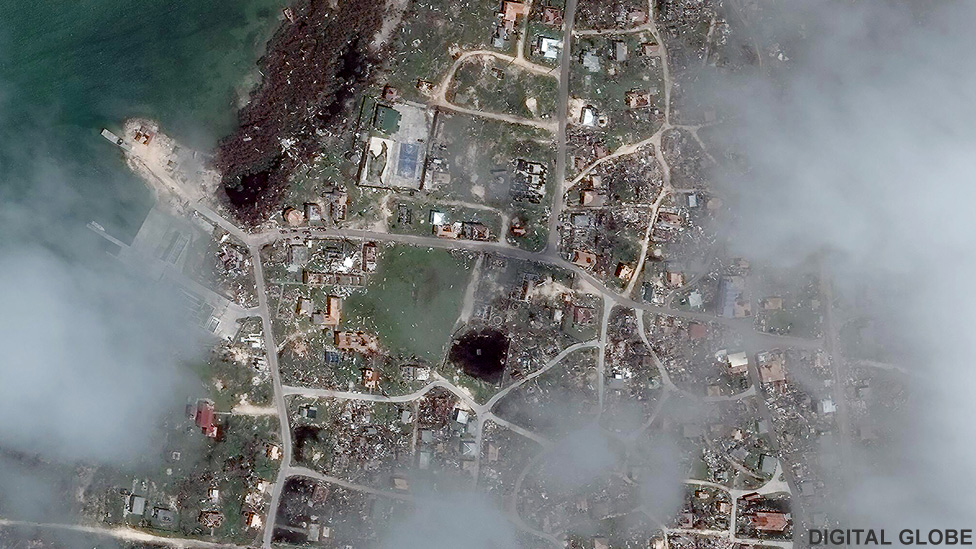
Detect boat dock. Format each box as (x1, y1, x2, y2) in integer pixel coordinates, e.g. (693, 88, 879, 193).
(86, 220, 126, 249)
(100, 128, 132, 152)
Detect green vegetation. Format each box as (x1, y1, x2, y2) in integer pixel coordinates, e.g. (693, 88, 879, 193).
(570, 32, 665, 149)
(389, 197, 503, 239)
(428, 113, 555, 206)
(344, 246, 474, 361)
(508, 203, 550, 252)
(91, 415, 280, 545)
(448, 57, 558, 119)
(386, 0, 503, 102)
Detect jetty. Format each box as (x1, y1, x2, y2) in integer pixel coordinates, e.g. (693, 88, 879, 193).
(100, 128, 131, 151)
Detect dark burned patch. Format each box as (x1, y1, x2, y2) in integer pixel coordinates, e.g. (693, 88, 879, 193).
(274, 477, 315, 540)
(449, 328, 510, 385)
(222, 157, 281, 211)
(292, 424, 320, 462)
(216, 0, 385, 225)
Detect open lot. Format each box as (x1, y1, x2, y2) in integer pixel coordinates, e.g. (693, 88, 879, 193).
(448, 55, 558, 120)
(421, 111, 556, 249)
(385, 0, 508, 102)
(426, 111, 555, 206)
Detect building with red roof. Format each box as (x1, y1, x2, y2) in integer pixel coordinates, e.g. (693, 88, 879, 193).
(750, 511, 790, 532)
(194, 399, 218, 438)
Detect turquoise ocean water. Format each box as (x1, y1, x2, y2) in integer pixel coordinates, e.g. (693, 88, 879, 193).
(0, 0, 286, 241)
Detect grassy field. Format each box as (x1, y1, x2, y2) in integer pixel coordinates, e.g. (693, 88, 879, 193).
(385, 0, 504, 102)
(448, 56, 558, 119)
(343, 245, 474, 362)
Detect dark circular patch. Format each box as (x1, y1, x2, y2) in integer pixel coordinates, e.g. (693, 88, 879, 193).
(449, 328, 510, 384)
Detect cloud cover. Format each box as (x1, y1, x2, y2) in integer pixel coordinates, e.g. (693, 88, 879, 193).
(703, 0, 976, 529)
(0, 167, 201, 528)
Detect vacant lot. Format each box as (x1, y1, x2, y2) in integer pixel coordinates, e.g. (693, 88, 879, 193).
(385, 0, 502, 102)
(449, 56, 558, 119)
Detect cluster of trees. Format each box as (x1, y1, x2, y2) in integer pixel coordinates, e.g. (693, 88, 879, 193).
(216, 0, 386, 225)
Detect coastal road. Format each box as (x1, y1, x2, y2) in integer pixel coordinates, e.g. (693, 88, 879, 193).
(113, 23, 820, 541)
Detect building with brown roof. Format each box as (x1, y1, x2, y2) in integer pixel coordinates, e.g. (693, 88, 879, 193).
(757, 352, 787, 384)
(615, 263, 635, 281)
(434, 223, 459, 238)
(199, 511, 224, 529)
(462, 222, 491, 241)
(312, 296, 341, 327)
(572, 304, 596, 325)
(688, 322, 707, 340)
(363, 242, 378, 271)
(193, 399, 218, 438)
(641, 42, 660, 56)
(362, 367, 380, 390)
(296, 297, 313, 317)
(335, 331, 380, 354)
(580, 189, 608, 207)
(626, 90, 653, 109)
(541, 6, 563, 26)
(283, 207, 305, 226)
(572, 250, 597, 269)
(501, 1, 529, 30)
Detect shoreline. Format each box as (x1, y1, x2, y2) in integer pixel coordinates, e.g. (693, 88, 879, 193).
(116, 118, 223, 215)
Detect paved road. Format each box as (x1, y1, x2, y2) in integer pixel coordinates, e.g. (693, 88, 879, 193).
(546, 0, 579, 253)
(264, 227, 823, 352)
(253, 242, 291, 549)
